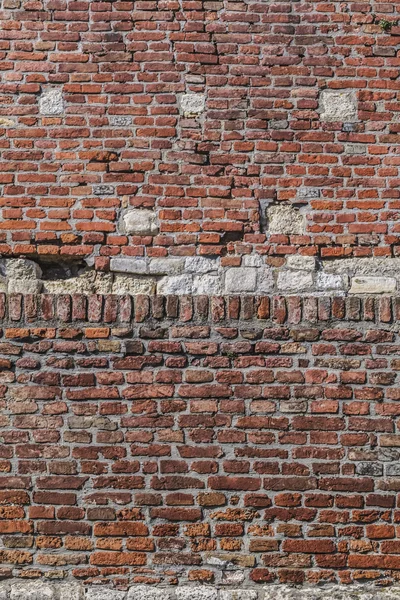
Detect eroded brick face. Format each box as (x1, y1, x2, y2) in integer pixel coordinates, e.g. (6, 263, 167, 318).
(0, 293, 399, 585)
(1, 1, 400, 264)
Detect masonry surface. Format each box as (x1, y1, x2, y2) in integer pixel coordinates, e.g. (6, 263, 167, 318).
(0, 293, 398, 591)
(3, 0, 400, 596)
(2, 0, 400, 295)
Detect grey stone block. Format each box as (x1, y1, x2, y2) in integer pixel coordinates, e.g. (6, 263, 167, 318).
(277, 270, 313, 292)
(319, 90, 358, 123)
(39, 88, 64, 115)
(286, 256, 316, 271)
(297, 187, 320, 199)
(109, 115, 132, 126)
(11, 582, 55, 600)
(122, 210, 158, 236)
(220, 592, 257, 600)
(349, 276, 396, 294)
(193, 274, 222, 295)
(344, 143, 366, 155)
(386, 464, 400, 476)
(269, 120, 288, 129)
(112, 275, 156, 295)
(86, 590, 126, 600)
(157, 275, 193, 295)
(185, 257, 218, 273)
(60, 583, 83, 600)
(242, 255, 263, 267)
(180, 94, 206, 117)
(149, 258, 184, 275)
(110, 258, 147, 275)
(127, 586, 170, 600)
(93, 184, 115, 196)
(257, 267, 274, 293)
(176, 588, 218, 600)
(224, 268, 257, 293)
(355, 462, 383, 477)
(2, 258, 43, 294)
(267, 205, 305, 235)
(316, 272, 347, 292)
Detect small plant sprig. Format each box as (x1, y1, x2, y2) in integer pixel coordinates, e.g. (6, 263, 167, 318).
(378, 18, 398, 32)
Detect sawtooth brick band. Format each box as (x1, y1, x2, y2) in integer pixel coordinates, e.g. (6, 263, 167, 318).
(0, 294, 399, 588)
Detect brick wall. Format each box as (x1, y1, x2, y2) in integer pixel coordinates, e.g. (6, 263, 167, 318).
(2, 1, 400, 296)
(1, 293, 400, 591)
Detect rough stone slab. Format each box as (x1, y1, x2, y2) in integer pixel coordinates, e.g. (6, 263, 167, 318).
(60, 584, 83, 600)
(149, 258, 184, 275)
(2, 258, 43, 294)
(122, 210, 158, 236)
(242, 255, 263, 267)
(316, 272, 347, 292)
(0, 117, 15, 127)
(323, 257, 400, 276)
(257, 267, 274, 293)
(157, 274, 193, 295)
(176, 587, 218, 600)
(10, 582, 55, 600)
(220, 592, 257, 600)
(38, 88, 64, 115)
(180, 94, 206, 117)
(185, 257, 218, 273)
(109, 115, 132, 126)
(193, 274, 222, 295)
(286, 255, 316, 271)
(349, 276, 396, 294)
(277, 270, 314, 292)
(127, 586, 171, 600)
(297, 187, 320, 199)
(110, 258, 147, 275)
(86, 590, 126, 600)
(267, 205, 305, 235)
(93, 184, 115, 196)
(224, 268, 257, 293)
(319, 90, 358, 122)
(344, 143, 366, 154)
(112, 275, 156, 295)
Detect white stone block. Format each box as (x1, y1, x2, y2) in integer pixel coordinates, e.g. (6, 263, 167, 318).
(127, 586, 170, 600)
(193, 274, 222, 295)
(86, 590, 126, 600)
(319, 90, 358, 123)
(39, 88, 64, 115)
(11, 582, 55, 600)
(60, 583, 83, 600)
(257, 267, 274, 293)
(122, 210, 158, 236)
(149, 258, 184, 275)
(220, 592, 257, 600)
(267, 205, 305, 235)
(277, 270, 313, 292)
(157, 275, 193, 295)
(224, 268, 257, 293)
(176, 587, 218, 600)
(185, 257, 218, 273)
(349, 276, 396, 294)
(110, 258, 147, 275)
(112, 275, 156, 295)
(180, 94, 206, 117)
(3, 258, 43, 294)
(242, 255, 263, 267)
(286, 255, 316, 271)
(316, 272, 346, 292)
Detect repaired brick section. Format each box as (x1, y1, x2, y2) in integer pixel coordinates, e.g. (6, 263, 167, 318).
(0, 293, 399, 587)
(0, 0, 398, 267)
